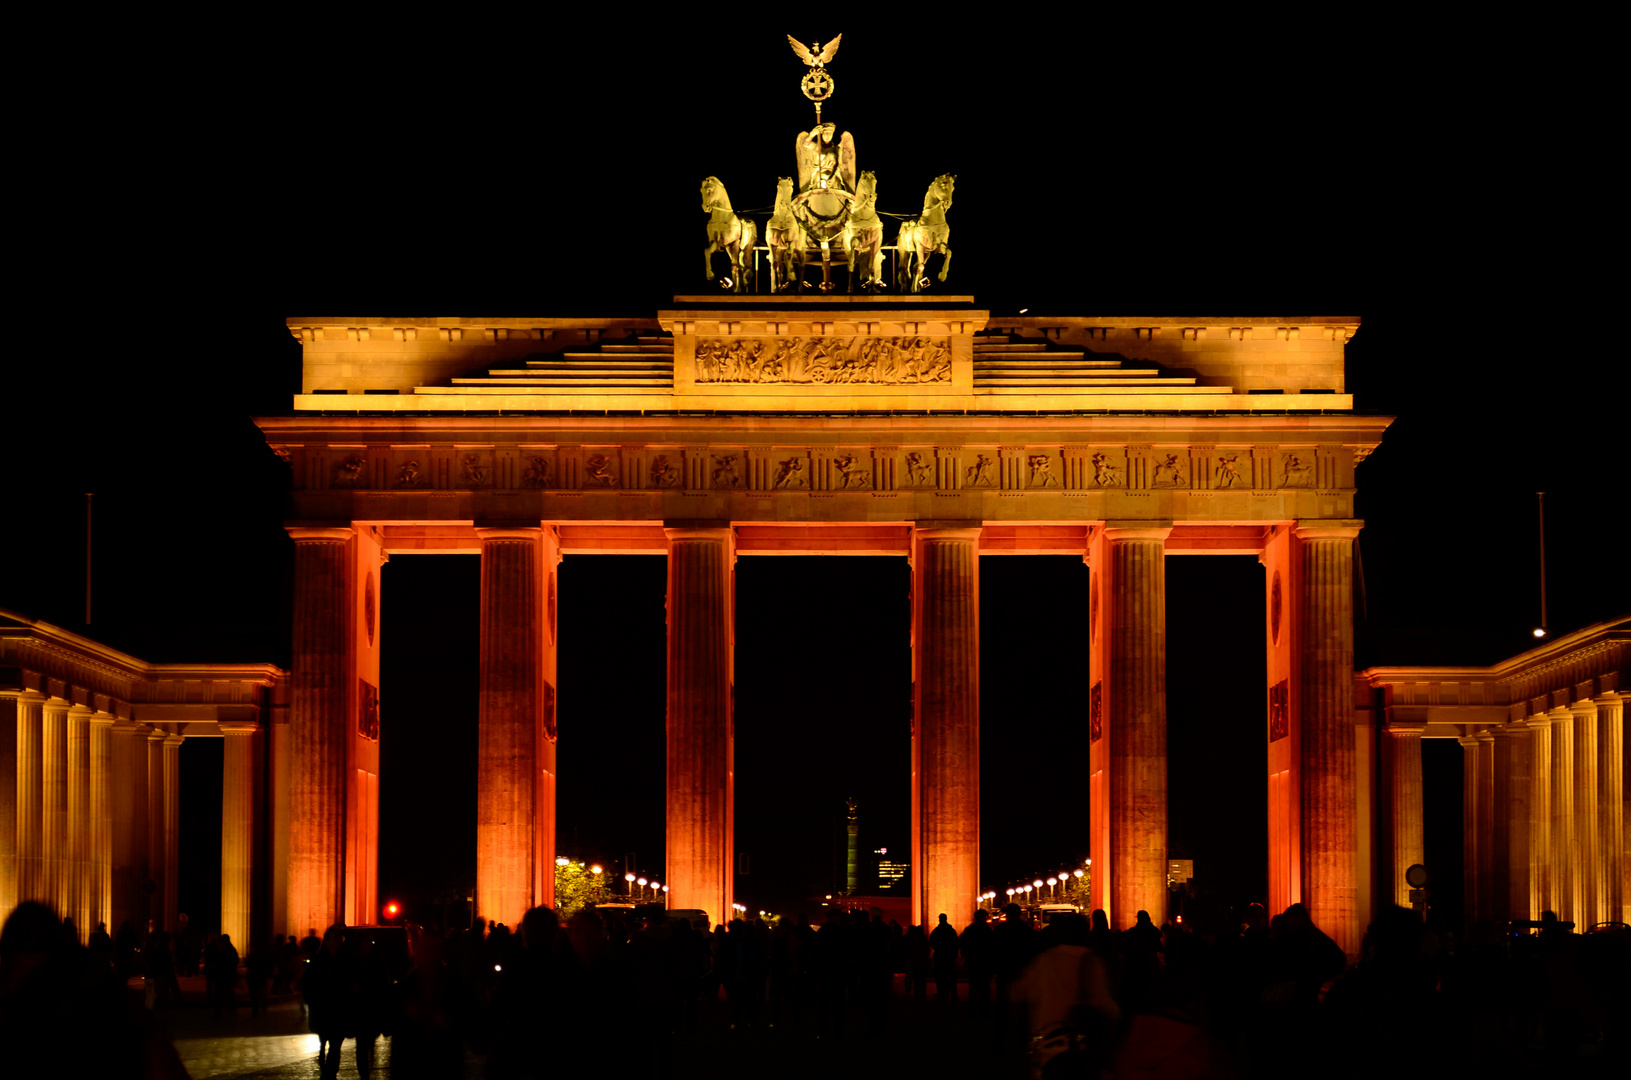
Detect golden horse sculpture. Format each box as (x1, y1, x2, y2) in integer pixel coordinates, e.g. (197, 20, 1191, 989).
(766, 177, 799, 293)
(896, 174, 954, 293)
(701, 176, 758, 293)
(843, 170, 884, 292)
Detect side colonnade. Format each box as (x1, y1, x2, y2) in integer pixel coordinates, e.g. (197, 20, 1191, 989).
(2, 613, 283, 947)
(1366, 619, 1627, 929)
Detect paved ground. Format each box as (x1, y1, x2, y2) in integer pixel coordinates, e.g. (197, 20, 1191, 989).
(159, 977, 1014, 1080)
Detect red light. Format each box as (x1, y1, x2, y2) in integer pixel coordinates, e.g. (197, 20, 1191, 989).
(383, 902, 400, 920)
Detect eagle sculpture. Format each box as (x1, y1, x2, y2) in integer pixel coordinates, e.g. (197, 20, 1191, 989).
(787, 34, 841, 67)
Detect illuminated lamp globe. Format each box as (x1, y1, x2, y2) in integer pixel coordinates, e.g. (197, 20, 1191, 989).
(1033, 879, 1043, 889)
(1047, 878, 1057, 886)
(638, 878, 647, 886)
(590, 865, 603, 875)
(556, 857, 569, 866)
(1533, 628, 1546, 638)
(626, 873, 636, 883)
(1074, 869, 1084, 879)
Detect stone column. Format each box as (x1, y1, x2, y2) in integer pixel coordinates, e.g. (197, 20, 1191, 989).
(162, 734, 182, 933)
(1296, 524, 1361, 957)
(88, 713, 113, 934)
(42, 699, 69, 920)
(287, 527, 354, 938)
(1597, 693, 1625, 925)
(110, 720, 142, 934)
(1384, 722, 1426, 908)
(66, 704, 92, 936)
(665, 526, 735, 929)
(0, 696, 16, 915)
(220, 720, 258, 952)
(14, 693, 44, 905)
(1569, 700, 1599, 927)
(1458, 736, 1480, 924)
(1491, 723, 1529, 925)
(476, 527, 544, 929)
(1476, 732, 1496, 927)
(147, 730, 167, 930)
(1528, 713, 1552, 918)
(1547, 705, 1575, 921)
(913, 527, 981, 929)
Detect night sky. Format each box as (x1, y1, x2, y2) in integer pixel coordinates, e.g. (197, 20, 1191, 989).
(5, 16, 1623, 930)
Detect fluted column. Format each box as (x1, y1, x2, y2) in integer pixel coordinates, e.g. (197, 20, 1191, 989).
(220, 720, 257, 952)
(1296, 524, 1361, 957)
(42, 699, 69, 920)
(1385, 722, 1426, 908)
(288, 527, 353, 937)
(1458, 736, 1480, 923)
(1547, 705, 1574, 921)
(162, 734, 182, 932)
(110, 721, 143, 934)
(1597, 693, 1625, 924)
(0, 696, 16, 916)
(913, 527, 981, 929)
(476, 527, 544, 929)
(1475, 732, 1495, 926)
(665, 526, 735, 929)
(14, 693, 44, 906)
(1492, 723, 1530, 925)
(88, 713, 113, 934)
(65, 704, 92, 937)
(1569, 701, 1599, 927)
(1528, 714, 1553, 918)
(146, 731, 167, 930)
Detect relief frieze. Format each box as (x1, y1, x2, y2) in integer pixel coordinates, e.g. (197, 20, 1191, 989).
(695, 336, 952, 385)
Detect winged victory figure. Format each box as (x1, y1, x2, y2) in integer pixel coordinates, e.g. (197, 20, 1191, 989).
(787, 34, 841, 67)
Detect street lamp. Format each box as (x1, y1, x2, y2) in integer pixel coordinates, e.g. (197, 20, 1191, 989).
(1047, 877, 1058, 899)
(637, 877, 648, 902)
(625, 872, 636, 899)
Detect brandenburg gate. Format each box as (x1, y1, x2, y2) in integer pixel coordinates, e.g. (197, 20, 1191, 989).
(261, 301, 1388, 952)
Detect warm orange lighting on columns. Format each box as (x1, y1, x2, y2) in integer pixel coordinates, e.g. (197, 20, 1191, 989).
(127, 724, 150, 931)
(66, 704, 92, 936)
(146, 730, 166, 929)
(912, 527, 981, 930)
(88, 712, 113, 934)
(1103, 527, 1171, 930)
(1475, 731, 1496, 927)
(665, 526, 735, 929)
(1568, 701, 1599, 927)
(109, 720, 142, 934)
(1528, 713, 1553, 919)
(1491, 723, 1530, 925)
(1384, 722, 1425, 908)
(13, 693, 45, 907)
(477, 527, 545, 929)
(1596, 693, 1624, 924)
(42, 698, 69, 921)
(0, 696, 19, 916)
(1457, 736, 1483, 924)
(220, 720, 257, 952)
(1547, 705, 1574, 921)
(1295, 523, 1361, 959)
(287, 527, 354, 936)
(162, 734, 182, 934)
(535, 528, 561, 911)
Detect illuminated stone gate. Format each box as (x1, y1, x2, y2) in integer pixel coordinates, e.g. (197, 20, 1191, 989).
(259, 299, 1390, 953)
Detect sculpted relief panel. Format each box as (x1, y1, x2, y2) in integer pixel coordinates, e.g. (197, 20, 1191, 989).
(695, 336, 951, 384)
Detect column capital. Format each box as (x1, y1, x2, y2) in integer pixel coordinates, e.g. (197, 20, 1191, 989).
(1457, 735, 1482, 748)
(109, 719, 142, 735)
(218, 720, 259, 736)
(474, 526, 544, 541)
(913, 525, 983, 542)
(88, 712, 115, 728)
(1546, 704, 1573, 722)
(286, 526, 355, 543)
(1385, 720, 1428, 736)
(162, 733, 185, 748)
(1102, 524, 1172, 542)
(146, 727, 169, 743)
(1495, 720, 1531, 738)
(1567, 699, 1598, 718)
(2, 688, 46, 703)
(664, 525, 736, 542)
(66, 703, 94, 720)
(1293, 520, 1364, 541)
(1474, 729, 1496, 744)
(1594, 690, 1624, 707)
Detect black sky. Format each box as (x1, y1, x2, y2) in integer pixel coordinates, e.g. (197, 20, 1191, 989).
(5, 15, 1624, 927)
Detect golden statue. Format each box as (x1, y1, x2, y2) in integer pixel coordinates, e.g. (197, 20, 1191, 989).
(896, 174, 954, 292)
(701, 176, 758, 293)
(844, 170, 884, 291)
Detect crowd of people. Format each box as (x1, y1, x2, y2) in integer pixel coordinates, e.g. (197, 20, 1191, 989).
(2, 896, 1627, 1078)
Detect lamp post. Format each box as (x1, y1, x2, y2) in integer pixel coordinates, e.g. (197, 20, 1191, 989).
(1047, 877, 1058, 900)
(625, 872, 636, 899)
(637, 877, 648, 902)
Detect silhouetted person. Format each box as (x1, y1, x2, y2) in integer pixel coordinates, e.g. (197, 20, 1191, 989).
(304, 926, 352, 1080)
(1013, 912, 1120, 1079)
(88, 921, 112, 965)
(1, 901, 189, 1079)
(903, 924, 929, 1002)
(961, 909, 995, 1013)
(1118, 910, 1162, 1016)
(930, 912, 959, 1001)
(815, 908, 849, 1039)
(114, 919, 140, 982)
(209, 932, 240, 1016)
(246, 939, 272, 1015)
(143, 930, 179, 1010)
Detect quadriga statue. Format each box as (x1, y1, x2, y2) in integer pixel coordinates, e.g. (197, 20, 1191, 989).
(766, 177, 799, 293)
(844, 170, 884, 292)
(896, 174, 954, 293)
(701, 176, 758, 293)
